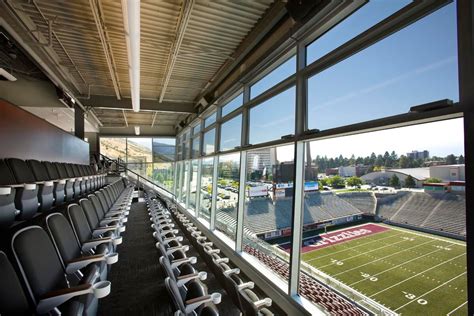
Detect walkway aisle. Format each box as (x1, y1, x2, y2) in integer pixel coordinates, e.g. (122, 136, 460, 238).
(98, 201, 174, 316)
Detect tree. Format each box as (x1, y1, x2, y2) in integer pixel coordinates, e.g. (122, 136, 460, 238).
(424, 177, 442, 183)
(446, 154, 457, 165)
(329, 176, 345, 188)
(319, 178, 329, 186)
(346, 176, 363, 187)
(390, 174, 400, 188)
(458, 155, 465, 164)
(399, 155, 409, 168)
(404, 175, 416, 188)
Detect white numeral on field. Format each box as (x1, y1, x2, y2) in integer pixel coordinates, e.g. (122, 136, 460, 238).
(434, 245, 451, 251)
(330, 259, 344, 266)
(402, 291, 428, 305)
(401, 237, 415, 241)
(360, 272, 378, 282)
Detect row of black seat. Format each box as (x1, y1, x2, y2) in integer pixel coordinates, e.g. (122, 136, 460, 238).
(146, 192, 274, 316)
(0, 158, 106, 228)
(0, 178, 133, 315)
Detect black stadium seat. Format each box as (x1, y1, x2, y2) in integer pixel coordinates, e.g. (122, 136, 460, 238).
(42, 161, 66, 205)
(5, 158, 40, 220)
(0, 251, 31, 315)
(55, 163, 75, 201)
(0, 159, 19, 228)
(26, 159, 55, 212)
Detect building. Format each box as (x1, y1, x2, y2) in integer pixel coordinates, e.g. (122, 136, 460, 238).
(407, 150, 430, 160)
(430, 164, 465, 182)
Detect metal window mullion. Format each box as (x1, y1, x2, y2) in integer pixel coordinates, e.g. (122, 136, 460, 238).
(242, 85, 251, 146)
(236, 151, 247, 251)
(185, 161, 191, 209)
(296, 41, 307, 136)
(195, 159, 202, 218)
(172, 161, 177, 197)
(210, 156, 219, 230)
(289, 141, 305, 296)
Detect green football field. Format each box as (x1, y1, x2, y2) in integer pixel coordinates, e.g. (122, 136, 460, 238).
(300, 223, 467, 315)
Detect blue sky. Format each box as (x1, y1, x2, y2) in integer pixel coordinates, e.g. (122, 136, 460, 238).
(246, 1, 462, 156)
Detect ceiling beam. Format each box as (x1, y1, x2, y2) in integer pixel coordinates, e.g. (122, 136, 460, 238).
(83, 95, 197, 114)
(159, 0, 194, 103)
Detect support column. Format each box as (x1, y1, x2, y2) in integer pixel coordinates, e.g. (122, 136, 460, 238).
(74, 104, 85, 139)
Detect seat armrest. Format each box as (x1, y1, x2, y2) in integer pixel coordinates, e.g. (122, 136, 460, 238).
(254, 298, 272, 309)
(0, 186, 12, 195)
(23, 183, 37, 190)
(166, 245, 189, 255)
(65, 254, 105, 273)
(92, 226, 119, 237)
(163, 236, 183, 244)
(223, 268, 240, 276)
(237, 281, 254, 291)
(196, 236, 207, 241)
(37, 283, 92, 314)
(185, 293, 222, 314)
(205, 248, 220, 254)
(214, 257, 229, 264)
(81, 237, 113, 252)
(176, 271, 207, 287)
(100, 217, 122, 225)
(171, 257, 197, 269)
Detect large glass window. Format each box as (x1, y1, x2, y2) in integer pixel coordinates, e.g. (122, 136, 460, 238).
(199, 158, 214, 226)
(307, 2, 458, 131)
(152, 162, 174, 192)
(127, 138, 153, 178)
(306, 1, 411, 64)
(189, 160, 199, 210)
(251, 56, 296, 99)
(220, 114, 242, 151)
(99, 137, 126, 161)
(203, 129, 216, 155)
(298, 118, 466, 315)
(249, 87, 295, 145)
(180, 161, 189, 204)
(243, 144, 295, 284)
(205, 112, 217, 127)
(215, 153, 240, 241)
(192, 137, 200, 158)
(152, 138, 175, 162)
(222, 93, 243, 117)
(192, 123, 201, 135)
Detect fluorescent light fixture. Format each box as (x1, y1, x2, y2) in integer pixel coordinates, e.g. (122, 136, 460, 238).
(0, 68, 17, 81)
(134, 126, 140, 135)
(122, 0, 140, 112)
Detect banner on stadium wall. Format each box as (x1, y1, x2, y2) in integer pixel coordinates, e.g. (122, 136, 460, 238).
(304, 181, 319, 191)
(275, 183, 293, 189)
(248, 186, 268, 197)
(275, 189, 286, 198)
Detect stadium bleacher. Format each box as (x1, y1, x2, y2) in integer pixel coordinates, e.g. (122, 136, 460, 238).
(337, 192, 376, 214)
(376, 191, 466, 237)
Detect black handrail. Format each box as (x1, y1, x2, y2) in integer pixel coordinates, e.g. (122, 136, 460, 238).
(99, 153, 174, 196)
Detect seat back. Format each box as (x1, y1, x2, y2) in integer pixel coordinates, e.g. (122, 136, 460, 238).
(0, 159, 17, 185)
(64, 164, 76, 178)
(0, 159, 18, 228)
(43, 161, 60, 180)
(0, 251, 31, 315)
(12, 226, 67, 302)
(27, 160, 50, 181)
(89, 194, 106, 219)
(46, 213, 82, 266)
(100, 188, 113, 208)
(6, 158, 35, 183)
(55, 163, 69, 179)
(95, 191, 110, 212)
(67, 204, 93, 244)
(79, 198, 100, 230)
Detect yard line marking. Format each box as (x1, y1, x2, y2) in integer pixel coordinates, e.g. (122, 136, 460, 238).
(332, 239, 435, 276)
(369, 253, 466, 298)
(447, 301, 468, 315)
(349, 247, 442, 286)
(393, 271, 467, 312)
(306, 231, 403, 262)
(380, 224, 466, 246)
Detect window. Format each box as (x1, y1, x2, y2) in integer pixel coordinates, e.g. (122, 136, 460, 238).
(180, 161, 189, 204)
(152, 162, 174, 192)
(306, 0, 411, 64)
(299, 118, 466, 315)
(183, 132, 190, 159)
(199, 158, 214, 226)
(203, 129, 216, 155)
(220, 114, 242, 151)
(243, 144, 295, 284)
(189, 160, 199, 210)
(222, 93, 243, 117)
(250, 56, 296, 99)
(127, 138, 153, 178)
(249, 87, 295, 145)
(204, 112, 217, 127)
(175, 162, 182, 199)
(100, 137, 126, 161)
(192, 137, 200, 158)
(307, 2, 458, 131)
(192, 123, 201, 135)
(215, 153, 240, 241)
(153, 138, 175, 162)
